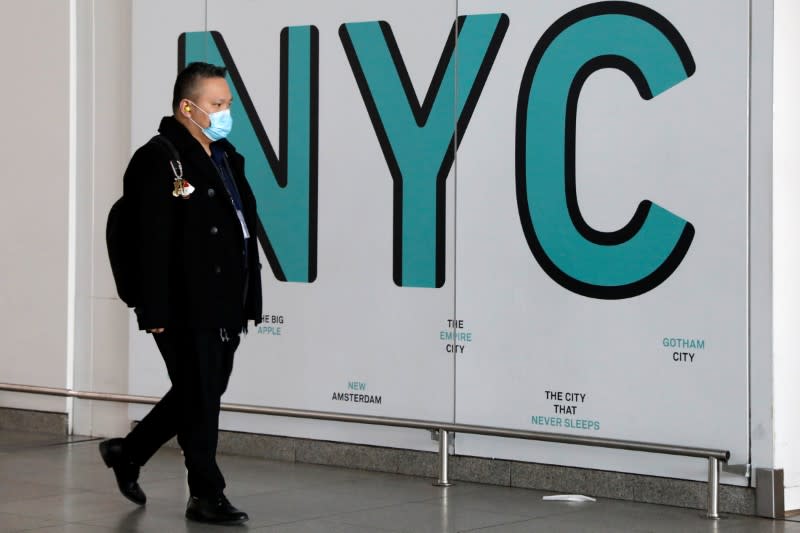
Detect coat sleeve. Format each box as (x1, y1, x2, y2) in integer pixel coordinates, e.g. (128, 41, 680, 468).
(125, 144, 174, 330)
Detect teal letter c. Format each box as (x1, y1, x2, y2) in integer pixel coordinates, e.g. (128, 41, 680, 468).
(516, 2, 696, 299)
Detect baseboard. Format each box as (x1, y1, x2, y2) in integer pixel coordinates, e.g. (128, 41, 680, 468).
(783, 485, 800, 514)
(0, 407, 68, 435)
(140, 424, 755, 516)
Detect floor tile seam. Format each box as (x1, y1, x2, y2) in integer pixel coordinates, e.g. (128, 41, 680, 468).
(0, 509, 65, 526)
(58, 437, 104, 446)
(58, 516, 131, 527)
(456, 515, 542, 532)
(525, 503, 609, 519)
(292, 477, 403, 490)
(463, 509, 620, 532)
(413, 500, 534, 521)
(467, 504, 606, 530)
(453, 512, 541, 532)
(149, 485, 290, 502)
(0, 475, 83, 487)
(327, 523, 401, 533)
(0, 490, 94, 507)
(57, 506, 166, 527)
(370, 489, 491, 508)
(315, 495, 479, 522)
(229, 490, 441, 524)
(199, 476, 355, 491)
(137, 473, 190, 483)
(5, 495, 158, 521)
(324, 496, 535, 527)
(256, 515, 402, 532)
(287, 473, 419, 491)
(0, 478, 97, 491)
(282, 487, 442, 505)
(1, 438, 101, 453)
(617, 492, 709, 516)
(529, 506, 726, 526)
(410, 492, 581, 518)
(14, 524, 68, 533)
(117, 493, 188, 506)
(245, 478, 458, 499)
(561, 500, 707, 519)
(227, 464, 381, 482)
(328, 519, 406, 533)
(0, 489, 98, 509)
(36, 509, 143, 526)
(233, 482, 353, 501)
(293, 462, 402, 479)
(290, 478, 480, 500)
(423, 500, 593, 521)
(333, 493, 460, 515)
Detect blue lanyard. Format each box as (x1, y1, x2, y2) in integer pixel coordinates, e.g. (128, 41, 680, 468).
(211, 146, 244, 213)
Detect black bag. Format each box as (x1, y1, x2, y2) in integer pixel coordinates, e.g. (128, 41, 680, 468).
(106, 135, 182, 307)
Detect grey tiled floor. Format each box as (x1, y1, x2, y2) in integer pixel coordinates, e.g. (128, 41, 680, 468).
(0, 430, 798, 532)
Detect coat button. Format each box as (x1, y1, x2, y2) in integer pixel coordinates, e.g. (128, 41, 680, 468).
(208, 188, 216, 198)
(210, 226, 219, 235)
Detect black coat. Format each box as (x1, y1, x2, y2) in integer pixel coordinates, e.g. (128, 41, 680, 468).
(124, 116, 263, 331)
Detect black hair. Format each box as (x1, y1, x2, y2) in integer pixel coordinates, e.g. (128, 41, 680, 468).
(172, 62, 228, 112)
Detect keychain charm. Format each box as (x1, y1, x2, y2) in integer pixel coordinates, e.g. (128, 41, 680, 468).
(173, 178, 195, 199)
(168, 158, 193, 199)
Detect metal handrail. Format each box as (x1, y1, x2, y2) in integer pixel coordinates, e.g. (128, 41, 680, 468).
(0, 382, 729, 518)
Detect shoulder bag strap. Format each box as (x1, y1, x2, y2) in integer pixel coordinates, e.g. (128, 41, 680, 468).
(148, 134, 183, 182)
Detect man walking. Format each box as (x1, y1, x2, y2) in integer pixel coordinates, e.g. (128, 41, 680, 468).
(100, 62, 262, 525)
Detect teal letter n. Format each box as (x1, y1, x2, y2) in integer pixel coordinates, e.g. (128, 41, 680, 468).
(180, 28, 318, 282)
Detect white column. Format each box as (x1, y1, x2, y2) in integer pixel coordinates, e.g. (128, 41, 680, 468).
(0, 0, 72, 415)
(70, 0, 133, 438)
(772, 0, 800, 512)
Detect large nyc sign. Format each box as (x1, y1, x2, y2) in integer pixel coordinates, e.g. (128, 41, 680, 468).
(181, 1, 696, 299)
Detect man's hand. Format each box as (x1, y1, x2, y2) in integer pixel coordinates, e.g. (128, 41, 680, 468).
(148, 328, 165, 334)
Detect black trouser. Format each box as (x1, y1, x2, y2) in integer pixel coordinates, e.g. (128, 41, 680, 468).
(123, 328, 240, 498)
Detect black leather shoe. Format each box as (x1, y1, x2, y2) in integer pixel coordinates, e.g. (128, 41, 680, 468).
(98, 438, 146, 505)
(186, 494, 249, 524)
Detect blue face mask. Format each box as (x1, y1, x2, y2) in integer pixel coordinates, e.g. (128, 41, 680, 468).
(187, 101, 233, 141)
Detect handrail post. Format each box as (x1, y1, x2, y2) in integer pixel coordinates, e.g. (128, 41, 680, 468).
(707, 456, 720, 519)
(433, 429, 453, 487)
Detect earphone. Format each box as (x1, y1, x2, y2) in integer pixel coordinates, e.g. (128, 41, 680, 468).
(184, 105, 192, 112)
